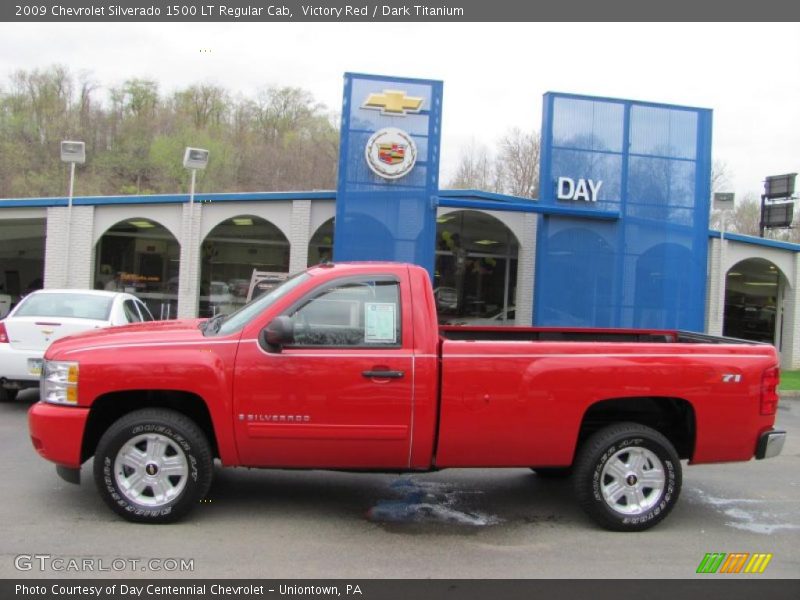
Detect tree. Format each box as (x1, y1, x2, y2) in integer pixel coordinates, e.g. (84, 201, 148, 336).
(495, 128, 540, 199)
(448, 141, 496, 191)
(0, 69, 341, 197)
(727, 193, 761, 237)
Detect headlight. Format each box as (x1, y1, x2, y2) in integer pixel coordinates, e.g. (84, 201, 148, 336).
(42, 360, 79, 405)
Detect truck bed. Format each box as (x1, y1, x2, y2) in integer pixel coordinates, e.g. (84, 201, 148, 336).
(435, 326, 776, 469)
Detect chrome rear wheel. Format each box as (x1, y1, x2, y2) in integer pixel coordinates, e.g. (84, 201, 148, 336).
(574, 422, 681, 531)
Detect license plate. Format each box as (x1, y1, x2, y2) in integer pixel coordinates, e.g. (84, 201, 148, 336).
(28, 359, 43, 376)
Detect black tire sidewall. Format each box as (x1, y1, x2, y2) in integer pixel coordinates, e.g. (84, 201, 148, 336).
(94, 410, 211, 523)
(0, 387, 18, 402)
(578, 425, 681, 531)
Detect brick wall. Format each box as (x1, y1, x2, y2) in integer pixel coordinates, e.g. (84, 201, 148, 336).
(44, 205, 94, 289)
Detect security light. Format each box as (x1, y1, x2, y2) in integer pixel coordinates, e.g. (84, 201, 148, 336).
(713, 192, 734, 211)
(764, 174, 796, 200)
(762, 202, 793, 228)
(60, 141, 85, 164)
(183, 147, 209, 170)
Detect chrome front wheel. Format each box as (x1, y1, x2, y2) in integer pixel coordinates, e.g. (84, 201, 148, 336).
(94, 408, 213, 523)
(113, 433, 189, 508)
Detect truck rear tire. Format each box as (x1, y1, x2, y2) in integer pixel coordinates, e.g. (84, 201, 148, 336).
(93, 408, 213, 524)
(573, 422, 681, 532)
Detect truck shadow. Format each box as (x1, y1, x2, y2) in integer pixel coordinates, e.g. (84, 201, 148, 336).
(203, 467, 582, 534)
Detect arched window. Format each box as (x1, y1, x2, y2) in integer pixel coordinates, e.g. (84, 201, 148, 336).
(435, 210, 519, 326)
(199, 215, 289, 317)
(0, 217, 46, 312)
(308, 218, 334, 267)
(724, 258, 786, 345)
(94, 218, 180, 319)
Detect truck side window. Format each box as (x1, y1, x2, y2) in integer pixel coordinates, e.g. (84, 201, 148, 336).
(288, 279, 401, 348)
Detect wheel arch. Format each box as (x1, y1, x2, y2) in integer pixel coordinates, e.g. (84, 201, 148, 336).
(576, 396, 696, 461)
(81, 390, 219, 463)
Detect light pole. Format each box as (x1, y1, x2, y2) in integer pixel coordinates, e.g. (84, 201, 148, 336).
(60, 141, 85, 287)
(181, 147, 209, 317)
(183, 147, 209, 205)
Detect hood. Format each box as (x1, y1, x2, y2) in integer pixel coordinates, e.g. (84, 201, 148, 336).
(45, 318, 210, 360)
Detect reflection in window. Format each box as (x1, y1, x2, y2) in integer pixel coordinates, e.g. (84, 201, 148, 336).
(200, 215, 289, 318)
(435, 211, 519, 326)
(724, 259, 782, 345)
(308, 218, 334, 266)
(94, 219, 179, 320)
(288, 280, 400, 347)
(552, 97, 624, 153)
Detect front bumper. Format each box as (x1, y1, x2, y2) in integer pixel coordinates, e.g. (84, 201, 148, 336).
(28, 401, 89, 469)
(755, 429, 786, 460)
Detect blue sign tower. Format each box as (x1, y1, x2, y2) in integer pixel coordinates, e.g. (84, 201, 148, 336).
(535, 93, 713, 331)
(334, 73, 444, 277)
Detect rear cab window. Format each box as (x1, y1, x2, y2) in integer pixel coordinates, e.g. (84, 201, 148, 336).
(15, 293, 114, 320)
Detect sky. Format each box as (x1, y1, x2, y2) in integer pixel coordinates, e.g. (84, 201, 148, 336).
(1, 21, 798, 200)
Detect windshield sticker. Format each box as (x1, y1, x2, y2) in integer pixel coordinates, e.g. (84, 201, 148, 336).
(365, 302, 397, 343)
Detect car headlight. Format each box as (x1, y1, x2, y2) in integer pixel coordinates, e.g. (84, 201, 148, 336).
(42, 360, 79, 405)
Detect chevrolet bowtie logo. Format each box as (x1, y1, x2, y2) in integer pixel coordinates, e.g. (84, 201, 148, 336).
(362, 90, 423, 116)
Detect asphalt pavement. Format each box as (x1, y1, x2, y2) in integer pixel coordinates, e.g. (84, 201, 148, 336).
(1, 388, 798, 579)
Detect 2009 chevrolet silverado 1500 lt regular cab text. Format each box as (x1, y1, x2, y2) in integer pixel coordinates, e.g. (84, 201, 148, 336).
(28, 262, 786, 531)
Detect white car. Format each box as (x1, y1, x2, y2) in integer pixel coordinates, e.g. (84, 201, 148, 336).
(0, 294, 11, 319)
(0, 289, 154, 402)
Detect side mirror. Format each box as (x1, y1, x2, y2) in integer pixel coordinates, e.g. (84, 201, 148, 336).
(260, 316, 294, 353)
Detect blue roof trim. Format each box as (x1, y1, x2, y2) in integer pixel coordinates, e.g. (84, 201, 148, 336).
(1, 188, 619, 221)
(0, 198, 65, 207)
(438, 189, 536, 205)
(0, 190, 337, 208)
(439, 196, 620, 221)
(709, 230, 800, 253)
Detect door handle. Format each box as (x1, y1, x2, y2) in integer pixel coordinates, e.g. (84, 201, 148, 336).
(362, 370, 405, 379)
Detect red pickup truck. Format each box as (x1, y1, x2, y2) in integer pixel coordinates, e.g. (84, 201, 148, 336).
(28, 262, 785, 531)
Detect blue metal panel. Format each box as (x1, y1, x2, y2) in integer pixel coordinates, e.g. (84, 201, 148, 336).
(536, 92, 713, 332)
(334, 73, 443, 277)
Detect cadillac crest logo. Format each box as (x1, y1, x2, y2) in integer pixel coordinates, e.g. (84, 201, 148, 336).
(365, 127, 417, 179)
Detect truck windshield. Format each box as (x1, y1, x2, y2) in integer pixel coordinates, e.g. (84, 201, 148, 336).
(205, 272, 310, 337)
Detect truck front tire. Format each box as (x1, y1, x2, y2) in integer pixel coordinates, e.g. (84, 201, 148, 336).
(93, 408, 213, 524)
(530, 467, 573, 479)
(574, 422, 681, 532)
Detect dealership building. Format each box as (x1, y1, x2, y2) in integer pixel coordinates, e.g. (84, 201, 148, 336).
(2, 73, 799, 368)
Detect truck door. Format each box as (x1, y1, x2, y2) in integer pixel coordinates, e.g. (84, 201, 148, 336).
(233, 275, 414, 468)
